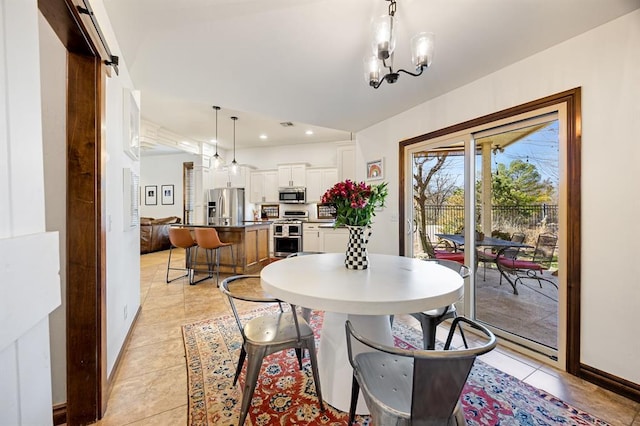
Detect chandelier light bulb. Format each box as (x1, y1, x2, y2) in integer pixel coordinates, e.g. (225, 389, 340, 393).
(371, 14, 395, 60)
(411, 32, 435, 69)
(364, 55, 381, 85)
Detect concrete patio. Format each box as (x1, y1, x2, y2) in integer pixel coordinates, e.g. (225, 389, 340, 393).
(474, 264, 558, 349)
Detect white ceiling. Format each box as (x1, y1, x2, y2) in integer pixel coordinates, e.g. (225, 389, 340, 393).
(103, 0, 639, 153)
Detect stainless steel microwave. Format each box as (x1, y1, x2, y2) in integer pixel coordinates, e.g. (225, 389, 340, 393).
(278, 187, 306, 204)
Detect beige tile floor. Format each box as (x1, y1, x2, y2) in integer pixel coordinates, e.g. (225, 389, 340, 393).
(96, 250, 640, 425)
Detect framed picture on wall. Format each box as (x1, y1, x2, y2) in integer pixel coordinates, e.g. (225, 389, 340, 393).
(366, 158, 384, 180)
(161, 184, 174, 205)
(123, 88, 140, 160)
(145, 185, 157, 205)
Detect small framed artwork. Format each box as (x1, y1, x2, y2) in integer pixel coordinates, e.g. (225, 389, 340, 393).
(145, 185, 157, 205)
(366, 158, 384, 180)
(123, 89, 141, 160)
(161, 184, 174, 205)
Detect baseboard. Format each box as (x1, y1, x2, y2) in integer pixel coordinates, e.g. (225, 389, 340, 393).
(580, 363, 640, 402)
(52, 306, 142, 425)
(107, 306, 142, 391)
(52, 403, 66, 425)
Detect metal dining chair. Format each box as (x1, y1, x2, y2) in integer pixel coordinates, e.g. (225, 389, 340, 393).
(345, 317, 496, 426)
(219, 275, 324, 426)
(391, 258, 469, 350)
(286, 251, 324, 322)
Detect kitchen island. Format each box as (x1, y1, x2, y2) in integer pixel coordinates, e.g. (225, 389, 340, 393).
(177, 222, 272, 275)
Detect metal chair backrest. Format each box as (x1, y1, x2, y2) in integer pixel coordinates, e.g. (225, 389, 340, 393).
(422, 233, 437, 258)
(219, 275, 296, 341)
(532, 233, 557, 269)
(502, 231, 526, 259)
(345, 317, 496, 423)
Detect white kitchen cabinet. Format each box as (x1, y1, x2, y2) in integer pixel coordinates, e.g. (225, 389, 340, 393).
(213, 166, 247, 188)
(322, 227, 349, 253)
(303, 223, 321, 252)
(306, 168, 338, 202)
(278, 164, 307, 187)
(303, 224, 348, 253)
(249, 170, 278, 203)
(337, 144, 355, 182)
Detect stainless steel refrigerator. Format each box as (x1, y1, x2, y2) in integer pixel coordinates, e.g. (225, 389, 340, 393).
(207, 188, 245, 226)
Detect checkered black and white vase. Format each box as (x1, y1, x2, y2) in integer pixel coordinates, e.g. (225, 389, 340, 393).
(344, 225, 371, 270)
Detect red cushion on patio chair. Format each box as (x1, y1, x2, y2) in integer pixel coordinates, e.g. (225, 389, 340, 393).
(435, 251, 465, 263)
(497, 257, 544, 271)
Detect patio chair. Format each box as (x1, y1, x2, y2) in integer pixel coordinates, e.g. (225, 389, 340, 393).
(220, 275, 324, 425)
(497, 233, 558, 291)
(345, 317, 496, 426)
(424, 233, 464, 263)
(478, 231, 525, 281)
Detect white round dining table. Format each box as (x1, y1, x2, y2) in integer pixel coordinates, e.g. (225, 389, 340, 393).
(260, 252, 464, 414)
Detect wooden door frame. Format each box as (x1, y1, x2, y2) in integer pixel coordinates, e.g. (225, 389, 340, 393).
(39, 0, 108, 424)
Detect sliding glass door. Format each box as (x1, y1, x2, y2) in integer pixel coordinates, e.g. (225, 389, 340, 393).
(403, 104, 567, 364)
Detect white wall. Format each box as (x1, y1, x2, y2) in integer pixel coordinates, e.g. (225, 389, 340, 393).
(38, 11, 67, 407)
(357, 10, 640, 384)
(1, 1, 61, 424)
(92, 0, 142, 379)
(140, 152, 199, 219)
(236, 140, 349, 170)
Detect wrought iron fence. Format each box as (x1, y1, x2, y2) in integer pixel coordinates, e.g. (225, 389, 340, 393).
(420, 204, 558, 234)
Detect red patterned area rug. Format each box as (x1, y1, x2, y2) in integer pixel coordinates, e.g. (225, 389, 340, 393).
(182, 307, 610, 426)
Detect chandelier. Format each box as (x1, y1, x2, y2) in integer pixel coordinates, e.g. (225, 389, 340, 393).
(364, 0, 434, 89)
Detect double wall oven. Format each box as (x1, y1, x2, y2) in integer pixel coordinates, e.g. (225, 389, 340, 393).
(273, 211, 307, 257)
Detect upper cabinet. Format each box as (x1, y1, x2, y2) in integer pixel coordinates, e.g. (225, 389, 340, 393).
(278, 163, 307, 187)
(306, 168, 338, 202)
(249, 170, 278, 204)
(337, 144, 355, 182)
(213, 166, 248, 189)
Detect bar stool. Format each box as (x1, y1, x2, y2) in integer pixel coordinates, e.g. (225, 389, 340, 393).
(194, 228, 235, 286)
(166, 227, 198, 284)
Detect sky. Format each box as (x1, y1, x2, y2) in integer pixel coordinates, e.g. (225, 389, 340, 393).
(422, 120, 560, 191)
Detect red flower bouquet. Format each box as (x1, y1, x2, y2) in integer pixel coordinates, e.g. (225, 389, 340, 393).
(321, 180, 388, 227)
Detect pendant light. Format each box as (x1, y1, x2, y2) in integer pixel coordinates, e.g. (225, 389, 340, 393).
(212, 105, 221, 169)
(364, 0, 434, 89)
(230, 116, 238, 174)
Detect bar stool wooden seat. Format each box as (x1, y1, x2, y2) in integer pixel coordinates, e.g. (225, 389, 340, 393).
(166, 227, 197, 284)
(194, 228, 235, 286)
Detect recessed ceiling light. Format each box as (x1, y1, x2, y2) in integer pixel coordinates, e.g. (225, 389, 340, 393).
(305, 130, 314, 135)
(259, 134, 268, 140)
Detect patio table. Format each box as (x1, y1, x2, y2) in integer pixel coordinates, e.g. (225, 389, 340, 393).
(435, 233, 532, 294)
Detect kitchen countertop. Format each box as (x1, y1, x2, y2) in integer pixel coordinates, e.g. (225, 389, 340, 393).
(173, 222, 272, 228)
